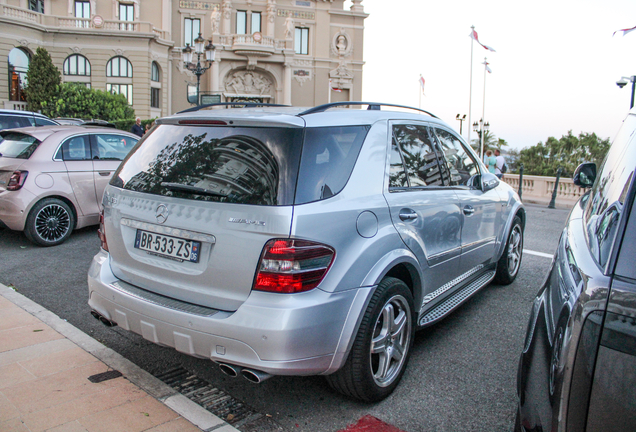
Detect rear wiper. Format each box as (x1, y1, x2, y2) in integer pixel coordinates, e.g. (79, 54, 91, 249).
(161, 182, 228, 198)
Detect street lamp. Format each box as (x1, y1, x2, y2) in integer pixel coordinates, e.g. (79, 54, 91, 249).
(456, 114, 466, 135)
(472, 119, 490, 159)
(616, 75, 636, 109)
(182, 33, 216, 105)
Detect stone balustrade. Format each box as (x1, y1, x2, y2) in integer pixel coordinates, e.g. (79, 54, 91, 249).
(1, 4, 169, 39)
(502, 173, 585, 209)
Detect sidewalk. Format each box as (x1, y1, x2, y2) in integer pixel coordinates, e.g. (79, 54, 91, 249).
(0, 283, 239, 432)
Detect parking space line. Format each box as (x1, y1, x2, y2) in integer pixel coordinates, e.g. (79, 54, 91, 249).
(524, 249, 553, 259)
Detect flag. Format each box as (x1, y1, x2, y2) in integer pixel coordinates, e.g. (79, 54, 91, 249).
(470, 29, 496, 52)
(483, 60, 492, 73)
(419, 76, 426, 94)
(613, 25, 636, 36)
(330, 79, 342, 92)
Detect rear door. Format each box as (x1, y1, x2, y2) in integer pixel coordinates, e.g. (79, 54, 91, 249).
(383, 122, 463, 298)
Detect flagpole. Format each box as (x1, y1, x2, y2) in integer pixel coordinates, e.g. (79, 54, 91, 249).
(467, 25, 474, 146)
(480, 56, 487, 160)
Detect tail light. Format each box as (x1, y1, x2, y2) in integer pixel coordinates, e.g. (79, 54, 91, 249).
(253, 239, 335, 293)
(7, 170, 28, 191)
(98, 209, 109, 252)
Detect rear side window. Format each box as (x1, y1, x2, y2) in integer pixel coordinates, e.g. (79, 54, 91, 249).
(392, 124, 444, 187)
(294, 126, 369, 204)
(56, 135, 91, 161)
(0, 115, 30, 130)
(34, 117, 57, 126)
(112, 125, 303, 206)
(0, 132, 41, 159)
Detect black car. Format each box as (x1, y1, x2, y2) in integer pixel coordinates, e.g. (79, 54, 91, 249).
(516, 111, 636, 431)
(0, 109, 58, 131)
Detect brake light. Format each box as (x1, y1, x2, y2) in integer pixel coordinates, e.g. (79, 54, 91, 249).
(253, 239, 335, 293)
(98, 209, 109, 252)
(6, 170, 28, 190)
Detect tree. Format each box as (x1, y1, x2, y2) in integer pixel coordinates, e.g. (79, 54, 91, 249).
(23, 47, 61, 116)
(515, 131, 610, 177)
(48, 83, 135, 124)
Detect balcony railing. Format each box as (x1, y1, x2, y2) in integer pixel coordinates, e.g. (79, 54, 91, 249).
(1, 4, 169, 39)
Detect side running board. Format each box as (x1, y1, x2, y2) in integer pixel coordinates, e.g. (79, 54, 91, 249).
(418, 270, 496, 327)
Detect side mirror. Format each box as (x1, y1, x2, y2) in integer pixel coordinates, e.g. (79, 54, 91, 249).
(573, 162, 596, 188)
(481, 172, 500, 192)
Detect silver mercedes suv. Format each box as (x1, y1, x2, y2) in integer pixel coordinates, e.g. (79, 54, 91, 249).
(88, 102, 525, 401)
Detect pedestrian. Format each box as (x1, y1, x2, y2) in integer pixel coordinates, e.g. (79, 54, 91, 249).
(494, 149, 505, 179)
(131, 117, 143, 137)
(485, 149, 496, 174)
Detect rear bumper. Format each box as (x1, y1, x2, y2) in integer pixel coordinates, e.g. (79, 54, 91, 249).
(88, 249, 373, 376)
(0, 189, 34, 231)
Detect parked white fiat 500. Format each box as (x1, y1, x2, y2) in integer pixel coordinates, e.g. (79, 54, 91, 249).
(0, 125, 138, 246)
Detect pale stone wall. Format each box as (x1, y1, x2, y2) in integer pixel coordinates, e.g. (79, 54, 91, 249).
(1, 0, 367, 117)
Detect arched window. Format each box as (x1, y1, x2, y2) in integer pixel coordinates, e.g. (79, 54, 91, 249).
(106, 56, 133, 78)
(151, 62, 160, 82)
(63, 55, 91, 76)
(8, 48, 30, 102)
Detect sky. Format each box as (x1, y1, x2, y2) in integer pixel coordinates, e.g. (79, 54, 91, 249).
(350, 0, 636, 150)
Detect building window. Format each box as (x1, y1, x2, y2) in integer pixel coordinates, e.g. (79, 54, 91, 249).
(151, 87, 160, 108)
(184, 18, 201, 46)
(106, 56, 133, 78)
(107, 83, 133, 105)
(29, 0, 44, 13)
(295, 27, 309, 55)
(119, 3, 134, 30)
(236, 11, 247, 34)
(63, 55, 91, 76)
(8, 48, 30, 102)
(251, 12, 261, 34)
(151, 62, 160, 82)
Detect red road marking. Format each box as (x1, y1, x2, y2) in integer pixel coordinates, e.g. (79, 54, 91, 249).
(337, 415, 406, 432)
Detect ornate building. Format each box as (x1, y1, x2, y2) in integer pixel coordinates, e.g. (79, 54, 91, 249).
(0, 0, 367, 118)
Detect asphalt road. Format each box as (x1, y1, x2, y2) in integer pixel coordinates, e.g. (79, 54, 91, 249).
(0, 203, 571, 432)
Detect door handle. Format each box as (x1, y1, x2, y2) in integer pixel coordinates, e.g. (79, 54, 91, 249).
(98, 171, 111, 176)
(399, 210, 418, 221)
(463, 206, 475, 216)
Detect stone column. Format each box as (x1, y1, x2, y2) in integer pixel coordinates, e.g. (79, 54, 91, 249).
(283, 63, 292, 105)
(266, 0, 276, 38)
(222, 0, 232, 35)
(211, 57, 220, 92)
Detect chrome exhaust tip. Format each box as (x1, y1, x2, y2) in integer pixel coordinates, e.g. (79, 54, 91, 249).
(218, 363, 241, 377)
(241, 368, 273, 384)
(91, 310, 116, 327)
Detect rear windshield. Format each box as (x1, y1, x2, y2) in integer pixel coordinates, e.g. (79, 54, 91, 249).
(112, 124, 370, 206)
(112, 125, 303, 206)
(0, 132, 41, 159)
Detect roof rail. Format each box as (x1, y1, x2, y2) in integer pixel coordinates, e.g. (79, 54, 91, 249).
(298, 102, 438, 118)
(177, 102, 291, 114)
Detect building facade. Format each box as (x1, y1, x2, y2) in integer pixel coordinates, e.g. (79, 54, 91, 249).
(0, 0, 367, 119)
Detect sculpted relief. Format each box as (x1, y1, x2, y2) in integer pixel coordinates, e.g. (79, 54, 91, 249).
(224, 71, 273, 96)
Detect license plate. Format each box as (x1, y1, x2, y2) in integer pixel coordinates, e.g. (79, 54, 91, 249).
(134, 230, 200, 263)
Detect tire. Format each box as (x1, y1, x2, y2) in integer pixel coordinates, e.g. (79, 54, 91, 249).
(494, 215, 523, 284)
(24, 198, 75, 247)
(326, 277, 415, 402)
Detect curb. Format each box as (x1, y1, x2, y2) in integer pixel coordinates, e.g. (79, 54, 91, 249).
(0, 282, 239, 432)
